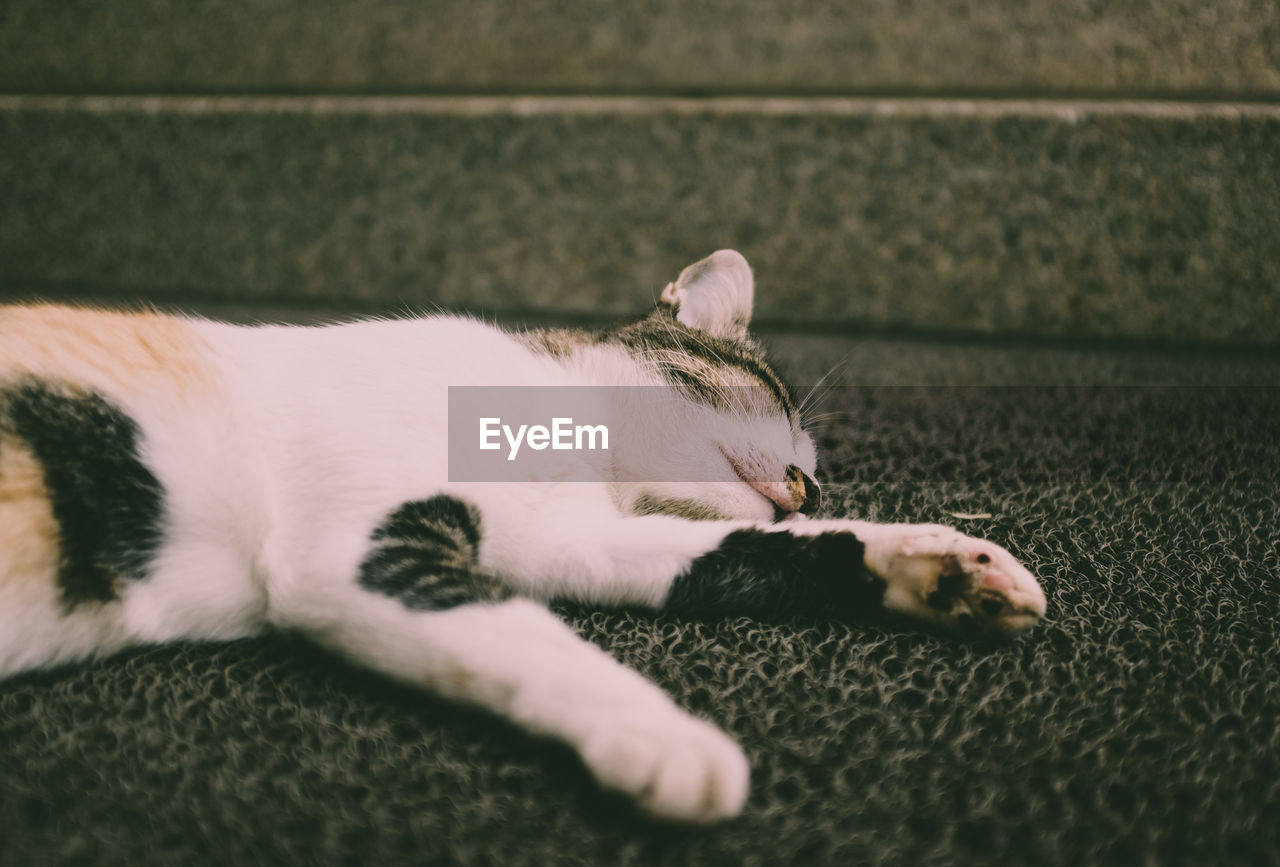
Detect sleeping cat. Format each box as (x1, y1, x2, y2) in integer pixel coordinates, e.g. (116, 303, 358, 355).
(0, 250, 1045, 823)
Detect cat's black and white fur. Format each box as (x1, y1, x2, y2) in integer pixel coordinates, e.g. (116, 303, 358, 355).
(0, 250, 1045, 822)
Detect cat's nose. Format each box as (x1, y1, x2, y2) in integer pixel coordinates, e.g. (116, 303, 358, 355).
(785, 465, 822, 515)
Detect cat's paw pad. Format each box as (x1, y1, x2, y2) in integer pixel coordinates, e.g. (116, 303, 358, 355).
(868, 526, 1047, 637)
(578, 712, 749, 823)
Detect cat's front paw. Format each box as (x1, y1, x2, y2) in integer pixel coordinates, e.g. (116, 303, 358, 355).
(577, 711, 749, 823)
(865, 525, 1047, 637)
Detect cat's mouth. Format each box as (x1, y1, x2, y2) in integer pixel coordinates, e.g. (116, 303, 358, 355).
(719, 447, 821, 517)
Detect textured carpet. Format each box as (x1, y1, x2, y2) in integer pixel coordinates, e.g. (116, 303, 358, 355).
(2, 324, 1278, 866)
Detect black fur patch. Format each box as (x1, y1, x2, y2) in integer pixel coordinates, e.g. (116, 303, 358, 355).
(1, 381, 166, 607)
(926, 564, 968, 612)
(358, 496, 511, 611)
(665, 529, 886, 620)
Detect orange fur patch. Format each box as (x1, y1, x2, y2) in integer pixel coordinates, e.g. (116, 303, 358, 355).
(0, 304, 214, 402)
(0, 433, 60, 591)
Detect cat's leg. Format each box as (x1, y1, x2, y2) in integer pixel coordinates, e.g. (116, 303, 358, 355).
(477, 495, 1047, 636)
(264, 496, 749, 823)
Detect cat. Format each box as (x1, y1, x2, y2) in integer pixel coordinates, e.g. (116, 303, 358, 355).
(0, 250, 1046, 823)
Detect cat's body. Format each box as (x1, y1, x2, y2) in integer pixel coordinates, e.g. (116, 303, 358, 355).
(0, 251, 1045, 822)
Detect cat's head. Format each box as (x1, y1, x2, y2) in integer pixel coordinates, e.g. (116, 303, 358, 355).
(601, 250, 821, 523)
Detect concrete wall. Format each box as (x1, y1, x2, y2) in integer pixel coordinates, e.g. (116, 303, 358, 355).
(3, 3, 1277, 344)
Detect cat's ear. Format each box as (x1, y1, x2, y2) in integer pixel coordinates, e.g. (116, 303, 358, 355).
(659, 250, 754, 339)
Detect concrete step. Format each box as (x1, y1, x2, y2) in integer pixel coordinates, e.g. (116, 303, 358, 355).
(3, 0, 1278, 98)
(2, 96, 1278, 345)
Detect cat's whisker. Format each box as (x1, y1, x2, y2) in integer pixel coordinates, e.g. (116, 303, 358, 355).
(797, 359, 852, 418)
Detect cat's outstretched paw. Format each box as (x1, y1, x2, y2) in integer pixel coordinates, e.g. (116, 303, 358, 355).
(864, 525, 1047, 637)
(578, 711, 749, 823)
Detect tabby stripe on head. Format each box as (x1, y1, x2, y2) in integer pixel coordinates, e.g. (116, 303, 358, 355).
(665, 530, 885, 620)
(358, 496, 511, 611)
(605, 312, 797, 420)
(0, 381, 166, 608)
